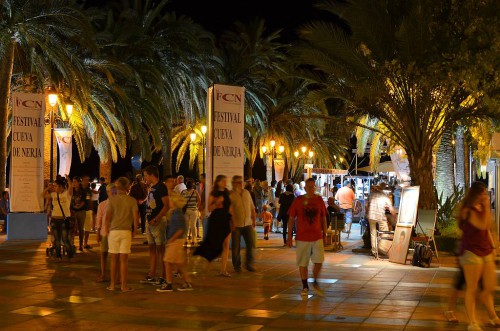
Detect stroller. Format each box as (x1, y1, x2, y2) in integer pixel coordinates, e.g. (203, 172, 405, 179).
(46, 216, 76, 258)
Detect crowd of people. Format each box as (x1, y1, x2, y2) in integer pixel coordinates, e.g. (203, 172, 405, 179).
(39, 170, 332, 293)
(38, 170, 500, 330)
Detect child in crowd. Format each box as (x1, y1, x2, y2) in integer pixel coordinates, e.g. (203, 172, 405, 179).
(157, 193, 193, 292)
(261, 204, 273, 240)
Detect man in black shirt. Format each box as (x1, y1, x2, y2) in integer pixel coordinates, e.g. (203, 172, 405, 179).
(129, 174, 149, 234)
(141, 166, 169, 285)
(98, 177, 108, 203)
(82, 175, 93, 249)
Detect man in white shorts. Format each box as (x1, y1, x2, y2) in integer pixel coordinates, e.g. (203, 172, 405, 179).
(287, 178, 328, 297)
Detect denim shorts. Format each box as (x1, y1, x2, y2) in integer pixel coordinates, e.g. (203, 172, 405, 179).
(146, 219, 166, 245)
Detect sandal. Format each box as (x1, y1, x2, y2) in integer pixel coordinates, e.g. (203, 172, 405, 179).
(121, 287, 134, 293)
(444, 310, 458, 323)
(219, 272, 231, 277)
(106, 286, 115, 291)
(96, 276, 107, 283)
(489, 318, 500, 327)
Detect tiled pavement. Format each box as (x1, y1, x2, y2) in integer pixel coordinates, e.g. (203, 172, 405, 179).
(0, 224, 497, 330)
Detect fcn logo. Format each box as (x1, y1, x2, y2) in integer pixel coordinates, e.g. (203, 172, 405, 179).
(15, 98, 42, 109)
(216, 91, 242, 104)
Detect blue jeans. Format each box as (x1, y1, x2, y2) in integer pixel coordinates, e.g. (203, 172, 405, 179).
(51, 218, 74, 258)
(340, 208, 352, 225)
(231, 225, 254, 270)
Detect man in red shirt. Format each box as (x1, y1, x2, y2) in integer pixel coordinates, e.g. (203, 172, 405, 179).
(287, 178, 328, 297)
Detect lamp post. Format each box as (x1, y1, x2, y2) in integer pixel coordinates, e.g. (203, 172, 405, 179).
(47, 93, 57, 182)
(261, 140, 285, 183)
(45, 92, 73, 182)
(190, 125, 207, 174)
(293, 146, 314, 180)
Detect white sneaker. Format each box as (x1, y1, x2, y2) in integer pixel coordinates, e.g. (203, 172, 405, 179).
(443, 310, 458, 323)
(467, 323, 483, 331)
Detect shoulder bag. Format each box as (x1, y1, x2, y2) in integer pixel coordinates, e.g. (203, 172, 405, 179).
(182, 190, 195, 214)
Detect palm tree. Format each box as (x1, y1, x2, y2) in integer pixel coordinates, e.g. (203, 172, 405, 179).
(260, 67, 351, 181)
(294, 0, 494, 209)
(85, 0, 218, 177)
(0, 0, 96, 190)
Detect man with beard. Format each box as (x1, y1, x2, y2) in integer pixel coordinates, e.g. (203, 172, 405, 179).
(287, 178, 327, 297)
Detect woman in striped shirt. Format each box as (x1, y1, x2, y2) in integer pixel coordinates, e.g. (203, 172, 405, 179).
(181, 179, 201, 246)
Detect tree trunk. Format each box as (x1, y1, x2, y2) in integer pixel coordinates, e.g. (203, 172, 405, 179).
(455, 126, 466, 188)
(265, 154, 272, 183)
(245, 159, 252, 179)
(99, 158, 112, 182)
(0, 41, 15, 191)
(283, 157, 289, 182)
(162, 128, 172, 177)
(435, 127, 455, 201)
(245, 135, 253, 179)
(408, 150, 436, 209)
(464, 143, 470, 188)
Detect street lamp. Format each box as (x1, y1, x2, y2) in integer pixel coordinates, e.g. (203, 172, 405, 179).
(294, 145, 314, 160)
(190, 125, 207, 174)
(261, 139, 285, 182)
(45, 91, 73, 182)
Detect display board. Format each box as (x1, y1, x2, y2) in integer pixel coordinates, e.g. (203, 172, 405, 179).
(396, 186, 420, 227)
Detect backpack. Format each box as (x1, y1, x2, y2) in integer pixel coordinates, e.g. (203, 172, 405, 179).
(412, 243, 432, 267)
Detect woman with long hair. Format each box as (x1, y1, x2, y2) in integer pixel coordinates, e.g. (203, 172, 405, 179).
(194, 175, 233, 276)
(42, 177, 74, 261)
(277, 184, 295, 245)
(458, 181, 499, 331)
(181, 179, 201, 246)
(71, 176, 87, 251)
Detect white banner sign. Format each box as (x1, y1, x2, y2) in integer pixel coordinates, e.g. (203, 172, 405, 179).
(274, 159, 285, 182)
(10, 92, 45, 212)
(54, 128, 72, 177)
(206, 84, 245, 197)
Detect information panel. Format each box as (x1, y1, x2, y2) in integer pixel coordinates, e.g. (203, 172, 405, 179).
(10, 92, 45, 212)
(206, 84, 245, 200)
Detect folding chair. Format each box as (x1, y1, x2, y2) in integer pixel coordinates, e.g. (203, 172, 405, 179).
(412, 209, 439, 262)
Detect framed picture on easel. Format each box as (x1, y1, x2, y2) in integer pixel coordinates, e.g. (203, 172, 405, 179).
(389, 226, 412, 264)
(396, 186, 420, 228)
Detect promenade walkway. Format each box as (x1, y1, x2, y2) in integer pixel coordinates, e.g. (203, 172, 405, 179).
(0, 224, 492, 331)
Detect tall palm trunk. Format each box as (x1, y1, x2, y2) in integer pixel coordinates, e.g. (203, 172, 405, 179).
(265, 154, 272, 183)
(283, 157, 289, 182)
(245, 136, 253, 178)
(99, 158, 112, 182)
(435, 127, 455, 200)
(464, 143, 470, 187)
(0, 41, 15, 191)
(162, 128, 172, 177)
(407, 150, 436, 209)
(455, 126, 466, 188)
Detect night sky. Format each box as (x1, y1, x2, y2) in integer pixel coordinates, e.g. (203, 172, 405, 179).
(166, 0, 329, 42)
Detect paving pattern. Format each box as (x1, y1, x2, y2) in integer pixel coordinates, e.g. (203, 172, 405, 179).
(0, 224, 497, 330)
